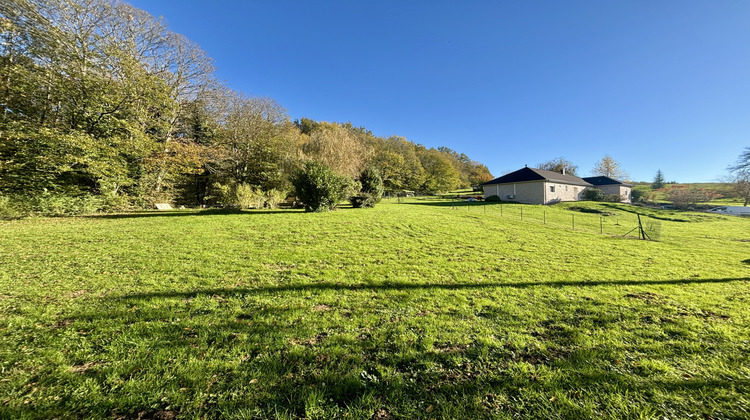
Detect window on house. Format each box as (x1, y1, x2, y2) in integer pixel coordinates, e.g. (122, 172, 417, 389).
(550, 185, 555, 193)
(565, 185, 568, 191)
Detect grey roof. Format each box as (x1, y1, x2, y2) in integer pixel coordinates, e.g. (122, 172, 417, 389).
(582, 176, 633, 187)
(482, 167, 593, 187)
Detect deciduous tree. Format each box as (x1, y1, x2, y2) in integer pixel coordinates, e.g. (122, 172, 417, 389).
(216, 94, 297, 191)
(538, 157, 578, 175)
(301, 122, 369, 178)
(419, 148, 461, 193)
(592, 155, 628, 181)
(669, 186, 719, 209)
(729, 147, 750, 206)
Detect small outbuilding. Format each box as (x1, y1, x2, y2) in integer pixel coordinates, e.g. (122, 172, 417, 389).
(582, 176, 633, 203)
(481, 167, 592, 205)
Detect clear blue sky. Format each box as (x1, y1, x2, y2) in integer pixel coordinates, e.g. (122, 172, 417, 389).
(129, 0, 750, 182)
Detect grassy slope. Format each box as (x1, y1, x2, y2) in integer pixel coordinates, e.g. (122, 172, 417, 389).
(633, 182, 744, 206)
(0, 200, 748, 419)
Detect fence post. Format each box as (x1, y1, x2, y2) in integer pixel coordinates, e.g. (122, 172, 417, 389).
(600, 216, 603, 234)
(572, 214, 575, 230)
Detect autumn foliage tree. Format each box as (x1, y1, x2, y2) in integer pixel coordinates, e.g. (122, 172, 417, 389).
(669, 186, 719, 209)
(538, 157, 578, 175)
(0, 0, 493, 216)
(592, 155, 628, 181)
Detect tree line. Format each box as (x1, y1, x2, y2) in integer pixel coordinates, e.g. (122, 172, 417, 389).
(0, 0, 492, 215)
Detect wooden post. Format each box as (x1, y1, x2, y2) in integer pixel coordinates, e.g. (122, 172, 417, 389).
(600, 216, 603, 234)
(572, 214, 575, 230)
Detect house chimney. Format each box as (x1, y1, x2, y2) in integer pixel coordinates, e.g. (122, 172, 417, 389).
(562, 168, 566, 175)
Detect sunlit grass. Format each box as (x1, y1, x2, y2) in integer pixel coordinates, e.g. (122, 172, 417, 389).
(0, 200, 748, 418)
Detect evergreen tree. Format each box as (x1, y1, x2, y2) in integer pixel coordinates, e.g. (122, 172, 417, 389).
(652, 170, 665, 189)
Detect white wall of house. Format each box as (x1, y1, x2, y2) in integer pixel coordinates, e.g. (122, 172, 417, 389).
(483, 181, 544, 204)
(543, 182, 585, 204)
(483, 181, 585, 204)
(595, 185, 632, 203)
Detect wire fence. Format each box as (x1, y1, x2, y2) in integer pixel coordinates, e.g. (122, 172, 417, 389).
(388, 196, 663, 240)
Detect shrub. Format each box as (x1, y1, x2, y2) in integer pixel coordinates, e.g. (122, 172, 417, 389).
(291, 162, 355, 212)
(210, 182, 235, 207)
(100, 194, 132, 212)
(234, 183, 256, 209)
(631, 189, 644, 202)
(0, 195, 27, 220)
(669, 186, 719, 210)
(350, 167, 384, 209)
(485, 195, 501, 202)
(583, 188, 606, 201)
(605, 193, 623, 202)
(264, 189, 286, 209)
(359, 167, 384, 203)
(28, 193, 102, 216)
(350, 193, 377, 208)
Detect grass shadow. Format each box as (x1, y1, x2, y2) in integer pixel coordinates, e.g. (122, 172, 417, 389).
(45, 275, 749, 418)
(84, 208, 302, 219)
(111, 277, 749, 302)
(401, 200, 514, 208)
(599, 203, 694, 222)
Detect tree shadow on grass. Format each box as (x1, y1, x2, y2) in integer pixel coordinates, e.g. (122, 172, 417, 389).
(599, 203, 694, 222)
(84, 208, 302, 219)
(401, 200, 516, 208)
(7, 276, 748, 418)
(110, 277, 749, 302)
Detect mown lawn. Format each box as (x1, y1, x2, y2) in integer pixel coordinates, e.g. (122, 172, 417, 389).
(0, 199, 748, 419)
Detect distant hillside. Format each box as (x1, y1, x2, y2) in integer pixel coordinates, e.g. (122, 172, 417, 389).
(633, 182, 743, 205)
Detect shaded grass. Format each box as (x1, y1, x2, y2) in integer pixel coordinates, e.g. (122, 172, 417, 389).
(0, 200, 748, 419)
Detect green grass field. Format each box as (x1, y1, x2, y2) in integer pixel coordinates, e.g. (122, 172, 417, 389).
(1, 199, 748, 419)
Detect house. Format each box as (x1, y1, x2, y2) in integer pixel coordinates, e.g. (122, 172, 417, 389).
(481, 167, 592, 205)
(582, 176, 633, 203)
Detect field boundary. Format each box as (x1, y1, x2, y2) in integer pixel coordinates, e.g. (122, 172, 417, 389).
(391, 197, 663, 240)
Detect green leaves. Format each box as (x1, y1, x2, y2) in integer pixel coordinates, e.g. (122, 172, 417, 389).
(292, 161, 354, 212)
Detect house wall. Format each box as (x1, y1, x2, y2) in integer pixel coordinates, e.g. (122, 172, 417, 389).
(483, 181, 585, 204)
(543, 182, 585, 204)
(483, 181, 545, 204)
(596, 185, 632, 203)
